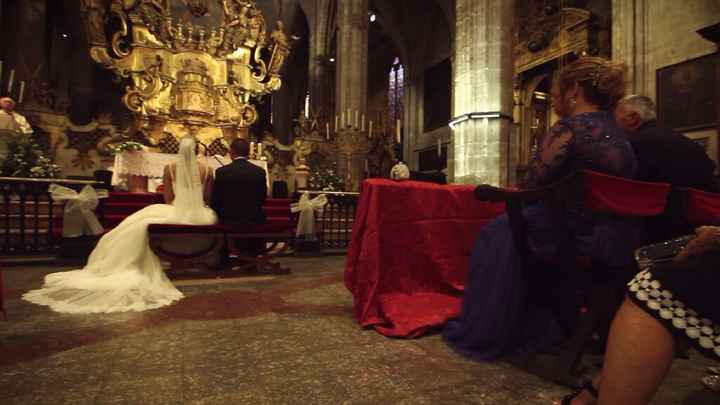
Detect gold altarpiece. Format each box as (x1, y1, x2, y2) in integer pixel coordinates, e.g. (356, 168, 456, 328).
(81, 0, 294, 146)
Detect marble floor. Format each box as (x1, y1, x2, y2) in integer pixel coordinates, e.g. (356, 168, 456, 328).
(1, 256, 718, 404)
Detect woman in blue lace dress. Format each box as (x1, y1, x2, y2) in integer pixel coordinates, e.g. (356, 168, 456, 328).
(443, 57, 638, 360)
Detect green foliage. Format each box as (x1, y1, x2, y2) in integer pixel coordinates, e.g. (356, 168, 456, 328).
(1, 137, 60, 178)
(307, 154, 344, 191)
(111, 141, 145, 154)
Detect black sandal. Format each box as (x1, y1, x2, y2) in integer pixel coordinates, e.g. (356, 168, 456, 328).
(561, 378, 599, 405)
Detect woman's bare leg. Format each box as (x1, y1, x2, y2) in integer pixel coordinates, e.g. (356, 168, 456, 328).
(596, 297, 676, 405)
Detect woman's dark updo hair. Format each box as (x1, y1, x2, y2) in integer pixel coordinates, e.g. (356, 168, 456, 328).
(556, 57, 628, 110)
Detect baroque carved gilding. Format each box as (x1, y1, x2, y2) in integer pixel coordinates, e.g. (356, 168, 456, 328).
(515, 7, 590, 73)
(83, 0, 294, 143)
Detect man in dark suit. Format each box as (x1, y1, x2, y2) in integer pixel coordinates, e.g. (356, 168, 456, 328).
(212, 138, 267, 259)
(615, 95, 719, 241)
(212, 138, 267, 225)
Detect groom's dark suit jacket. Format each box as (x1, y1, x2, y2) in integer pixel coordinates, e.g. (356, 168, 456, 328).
(211, 158, 267, 225)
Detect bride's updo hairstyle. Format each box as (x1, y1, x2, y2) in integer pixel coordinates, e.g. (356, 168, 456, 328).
(556, 56, 628, 110)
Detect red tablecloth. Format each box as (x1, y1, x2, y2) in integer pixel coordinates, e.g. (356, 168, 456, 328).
(345, 179, 505, 337)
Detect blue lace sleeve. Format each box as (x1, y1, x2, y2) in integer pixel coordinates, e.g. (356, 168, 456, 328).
(522, 121, 574, 188)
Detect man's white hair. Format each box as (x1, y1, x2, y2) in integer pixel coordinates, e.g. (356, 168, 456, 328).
(618, 94, 657, 122)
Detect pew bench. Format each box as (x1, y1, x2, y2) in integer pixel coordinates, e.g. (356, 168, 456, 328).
(147, 198, 296, 275)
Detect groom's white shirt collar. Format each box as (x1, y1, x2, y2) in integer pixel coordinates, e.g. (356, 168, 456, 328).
(233, 156, 248, 161)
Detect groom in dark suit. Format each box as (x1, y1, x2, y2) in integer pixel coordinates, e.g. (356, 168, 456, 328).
(212, 138, 267, 259)
(212, 138, 267, 225)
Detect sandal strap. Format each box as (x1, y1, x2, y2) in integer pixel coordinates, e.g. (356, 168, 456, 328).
(561, 378, 599, 405)
(580, 378, 599, 398)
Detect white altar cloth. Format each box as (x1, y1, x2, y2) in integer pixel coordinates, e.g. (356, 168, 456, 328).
(111, 151, 269, 191)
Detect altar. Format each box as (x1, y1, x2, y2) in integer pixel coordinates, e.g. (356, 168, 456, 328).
(111, 150, 269, 193)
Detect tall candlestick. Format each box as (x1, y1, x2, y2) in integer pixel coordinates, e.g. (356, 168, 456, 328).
(341, 112, 345, 128)
(369, 120, 373, 139)
(361, 114, 365, 131)
(326, 123, 330, 140)
(18, 81, 25, 104)
(334, 115, 338, 132)
(437, 138, 441, 157)
(355, 110, 359, 128)
(347, 108, 351, 125)
(257, 142, 263, 157)
(7, 69, 14, 94)
(250, 141, 255, 158)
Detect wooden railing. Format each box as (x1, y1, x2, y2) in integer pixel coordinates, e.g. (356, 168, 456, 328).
(0, 177, 107, 256)
(293, 190, 360, 250)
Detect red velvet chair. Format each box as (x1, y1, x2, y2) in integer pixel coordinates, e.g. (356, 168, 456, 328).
(683, 187, 720, 226)
(475, 170, 671, 386)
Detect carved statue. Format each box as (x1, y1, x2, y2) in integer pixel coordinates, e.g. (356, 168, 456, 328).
(81, 0, 108, 46)
(267, 21, 298, 78)
(291, 137, 312, 168)
(184, 0, 209, 17)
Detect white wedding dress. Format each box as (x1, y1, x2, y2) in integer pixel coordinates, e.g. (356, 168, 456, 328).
(23, 137, 217, 314)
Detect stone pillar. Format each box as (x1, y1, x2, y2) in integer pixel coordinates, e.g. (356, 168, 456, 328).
(452, 0, 515, 186)
(335, 0, 368, 191)
(612, 0, 649, 94)
(308, 0, 331, 117)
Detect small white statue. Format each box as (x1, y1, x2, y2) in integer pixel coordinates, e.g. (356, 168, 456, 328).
(390, 161, 410, 181)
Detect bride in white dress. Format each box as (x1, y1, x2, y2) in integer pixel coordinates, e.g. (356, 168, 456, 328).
(23, 136, 217, 313)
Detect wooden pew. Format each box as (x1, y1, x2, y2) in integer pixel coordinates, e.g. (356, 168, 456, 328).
(147, 199, 296, 275)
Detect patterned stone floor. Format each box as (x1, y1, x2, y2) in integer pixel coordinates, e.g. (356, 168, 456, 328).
(1, 256, 718, 404)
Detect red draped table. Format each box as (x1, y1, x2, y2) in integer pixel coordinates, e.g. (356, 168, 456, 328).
(345, 179, 505, 337)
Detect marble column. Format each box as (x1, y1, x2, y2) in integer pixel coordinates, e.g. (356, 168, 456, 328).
(335, 0, 368, 191)
(612, 0, 649, 94)
(452, 0, 515, 186)
(308, 0, 331, 117)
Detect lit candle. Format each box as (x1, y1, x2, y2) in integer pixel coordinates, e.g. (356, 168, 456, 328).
(334, 115, 338, 132)
(355, 110, 359, 128)
(7, 69, 14, 94)
(257, 142, 263, 157)
(369, 120, 373, 139)
(341, 111, 345, 128)
(347, 108, 351, 125)
(18, 81, 24, 104)
(396, 119, 401, 144)
(326, 122, 330, 140)
(250, 141, 255, 157)
(437, 138, 441, 157)
(361, 113, 365, 131)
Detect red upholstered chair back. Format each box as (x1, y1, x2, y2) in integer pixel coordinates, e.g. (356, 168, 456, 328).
(582, 170, 671, 217)
(683, 188, 720, 226)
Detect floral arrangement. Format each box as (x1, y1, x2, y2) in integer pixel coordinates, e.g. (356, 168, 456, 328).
(307, 159, 344, 192)
(1, 137, 61, 178)
(112, 141, 145, 154)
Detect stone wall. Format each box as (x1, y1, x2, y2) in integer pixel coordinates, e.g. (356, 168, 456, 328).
(614, 0, 719, 151)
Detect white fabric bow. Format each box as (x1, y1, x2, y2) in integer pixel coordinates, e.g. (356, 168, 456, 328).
(290, 192, 328, 238)
(49, 184, 109, 237)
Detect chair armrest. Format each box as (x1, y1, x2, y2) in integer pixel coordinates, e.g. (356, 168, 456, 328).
(474, 172, 579, 203)
(474, 184, 554, 202)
